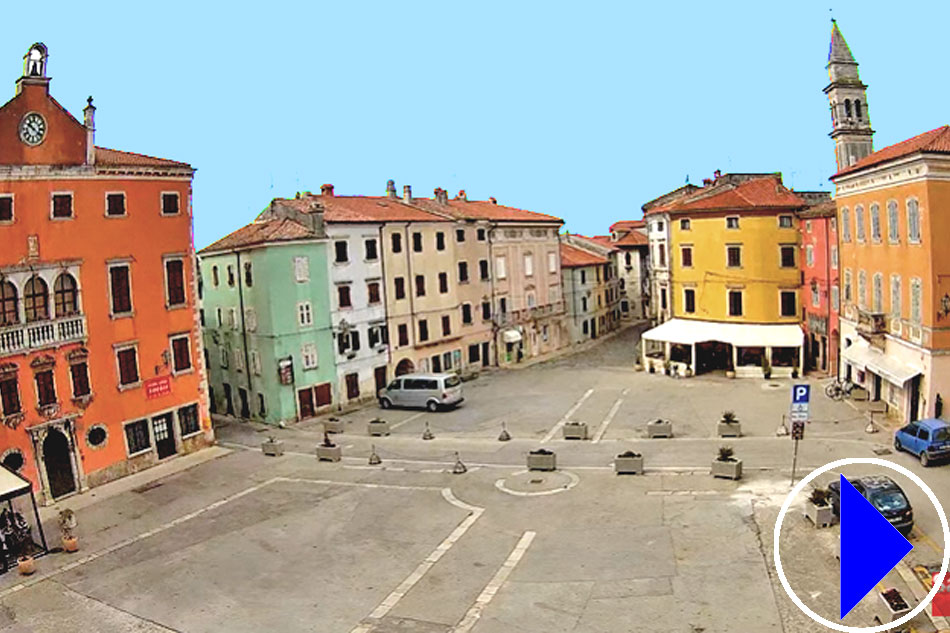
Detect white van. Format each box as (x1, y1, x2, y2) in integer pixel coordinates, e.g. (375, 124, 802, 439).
(378, 373, 464, 412)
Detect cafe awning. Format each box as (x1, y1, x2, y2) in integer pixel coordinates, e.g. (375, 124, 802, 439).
(502, 329, 523, 343)
(842, 339, 922, 385)
(0, 466, 30, 503)
(642, 318, 803, 348)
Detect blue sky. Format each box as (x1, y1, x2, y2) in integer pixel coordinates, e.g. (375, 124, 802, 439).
(6, 2, 948, 247)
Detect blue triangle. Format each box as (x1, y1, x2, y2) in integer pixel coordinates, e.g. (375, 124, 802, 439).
(840, 474, 913, 619)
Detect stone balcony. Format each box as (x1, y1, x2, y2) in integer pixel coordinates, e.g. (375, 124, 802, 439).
(0, 315, 87, 356)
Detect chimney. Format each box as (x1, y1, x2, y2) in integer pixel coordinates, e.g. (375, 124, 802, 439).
(713, 169, 721, 180)
(83, 96, 95, 165)
(321, 184, 334, 197)
(489, 197, 497, 205)
(403, 185, 412, 203)
(386, 179, 397, 199)
(456, 189, 467, 201)
(434, 188, 448, 205)
(702, 178, 712, 186)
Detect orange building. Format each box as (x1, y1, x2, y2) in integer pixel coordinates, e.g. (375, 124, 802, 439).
(0, 44, 211, 503)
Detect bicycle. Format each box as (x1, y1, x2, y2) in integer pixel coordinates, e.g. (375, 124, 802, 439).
(824, 378, 854, 401)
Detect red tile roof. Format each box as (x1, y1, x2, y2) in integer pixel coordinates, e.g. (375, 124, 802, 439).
(571, 234, 619, 252)
(200, 218, 313, 253)
(412, 195, 563, 224)
(280, 194, 448, 223)
(832, 126, 950, 178)
(609, 220, 645, 232)
(614, 231, 648, 246)
(560, 242, 607, 268)
(649, 175, 805, 214)
(95, 146, 192, 169)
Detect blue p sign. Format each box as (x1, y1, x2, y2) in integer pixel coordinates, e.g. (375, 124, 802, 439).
(792, 384, 810, 404)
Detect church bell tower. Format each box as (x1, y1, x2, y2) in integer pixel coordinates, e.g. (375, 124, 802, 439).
(824, 21, 874, 171)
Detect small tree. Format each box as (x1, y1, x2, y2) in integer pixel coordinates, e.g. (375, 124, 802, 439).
(717, 446, 735, 462)
(721, 411, 738, 424)
(809, 487, 830, 507)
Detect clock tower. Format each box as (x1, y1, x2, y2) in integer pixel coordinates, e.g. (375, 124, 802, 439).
(824, 21, 874, 172)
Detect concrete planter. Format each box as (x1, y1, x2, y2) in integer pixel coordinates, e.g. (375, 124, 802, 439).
(527, 450, 556, 471)
(717, 421, 742, 438)
(804, 501, 834, 528)
(562, 422, 588, 440)
(324, 418, 344, 434)
(615, 455, 643, 475)
(368, 420, 390, 436)
(261, 439, 284, 456)
(879, 589, 911, 621)
(711, 458, 742, 480)
(316, 444, 342, 462)
(725, 370, 736, 379)
(647, 420, 673, 438)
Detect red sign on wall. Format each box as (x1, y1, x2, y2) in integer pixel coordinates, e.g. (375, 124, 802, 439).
(145, 375, 172, 400)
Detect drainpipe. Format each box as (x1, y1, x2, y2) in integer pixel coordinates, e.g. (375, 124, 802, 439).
(378, 224, 392, 368)
(405, 223, 417, 368)
(235, 251, 253, 415)
(488, 222, 499, 367)
(826, 215, 836, 379)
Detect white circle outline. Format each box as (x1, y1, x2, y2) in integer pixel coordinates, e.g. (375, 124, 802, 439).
(773, 457, 949, 632)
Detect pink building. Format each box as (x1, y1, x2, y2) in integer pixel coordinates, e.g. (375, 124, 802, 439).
(800, 200, 840, 374)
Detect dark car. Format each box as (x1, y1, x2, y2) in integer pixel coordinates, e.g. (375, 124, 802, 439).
(827, 475, 914, 536)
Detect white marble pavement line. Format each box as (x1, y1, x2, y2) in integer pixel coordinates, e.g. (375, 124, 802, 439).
(591, 389, 627, 443)
(389, 411, 428, 431)
(349, 489, 486, 633)
(541, 388, 594, 443)
(450, 530, 537, 633)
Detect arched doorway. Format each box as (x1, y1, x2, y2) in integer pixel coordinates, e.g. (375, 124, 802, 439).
(42, 428, 76, 499)
(395, 359, 415, 376)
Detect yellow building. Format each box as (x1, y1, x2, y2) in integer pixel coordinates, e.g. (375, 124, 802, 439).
(641, 174, 808, 377)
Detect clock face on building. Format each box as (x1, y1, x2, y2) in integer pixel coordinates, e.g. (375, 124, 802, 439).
(19, 112, 46, 146)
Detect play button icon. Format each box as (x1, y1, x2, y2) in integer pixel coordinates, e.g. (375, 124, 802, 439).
(839, 475, 913, 619)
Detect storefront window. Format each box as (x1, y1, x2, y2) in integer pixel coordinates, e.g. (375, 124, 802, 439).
(737, 347, 764, 367)
(670, 344, 691, 364)
(771, 347, 798, 367)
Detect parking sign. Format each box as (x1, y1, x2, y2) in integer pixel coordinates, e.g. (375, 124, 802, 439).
(792, 384, 810, 404)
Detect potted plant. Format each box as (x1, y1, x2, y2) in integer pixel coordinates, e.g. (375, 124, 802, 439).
(316, 431, 342, 462)
(648, 363, 656, 374)
(684, 364, 693, 378)
(804, 487, 834, 528)
(647, 418, 673, 438)
(261, 435, 284, 456)
(12, 534, 35, 576)
(562, 421, 589, 440)
(59, 508, 78, 552)
(615, 450, 643, 475)
(879, 588, 911, 621)
(762, 355, 772, 379)
(791, 367, 799, 379)
(367, 417, 390, 436)
(324, 416, 344, 434)
(664, 360, 673, 376)
(717, 411, 742, 438)
(711, 445, 742, 480)
(527, 448, 556, 471)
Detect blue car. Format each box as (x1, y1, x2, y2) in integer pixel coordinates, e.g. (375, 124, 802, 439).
(894, 418, 950, 467)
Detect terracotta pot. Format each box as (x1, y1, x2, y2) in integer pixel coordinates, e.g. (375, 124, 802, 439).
(17, 556, 35, 575)
(63, 536, 79, 552)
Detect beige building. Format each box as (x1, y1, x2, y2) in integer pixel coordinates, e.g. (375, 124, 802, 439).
(562, 235, 623, 340)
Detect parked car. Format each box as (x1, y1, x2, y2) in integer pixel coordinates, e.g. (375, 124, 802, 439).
(378, 373, 464, 412)
(894, 418, 950, 467)
(827, 475, 914, 536)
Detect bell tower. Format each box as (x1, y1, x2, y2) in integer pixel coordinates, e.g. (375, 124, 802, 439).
(824, 21, 873, 171)
(16, 43, 50, 95)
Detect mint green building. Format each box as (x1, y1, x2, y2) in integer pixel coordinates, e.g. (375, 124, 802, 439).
(198, 201, 337, 424)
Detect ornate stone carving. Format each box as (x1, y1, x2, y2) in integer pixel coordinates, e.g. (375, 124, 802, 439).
(2, 412, 24, 429)
(30, 354, 56, 369)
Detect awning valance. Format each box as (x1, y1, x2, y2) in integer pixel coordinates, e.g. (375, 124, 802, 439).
(642, 318, 803, 348)
(502, 329, 523, 343)
(842, 340, 921, 385)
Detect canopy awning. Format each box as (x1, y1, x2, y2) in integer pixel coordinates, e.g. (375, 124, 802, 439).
(502, 329, 523, 343)
(842, 339, 922, 385)
(642, 318, 803, 348)
(0, 465, 31, 503)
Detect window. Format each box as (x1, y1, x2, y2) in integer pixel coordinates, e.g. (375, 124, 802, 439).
(527, 293, 536, 308)
(0, 282, 17, 326)
(660, 288, 667, 310)
(227, 265, 235, 287)
(911, 278, 922, 323)
(212, 266, 219, 287)
(680, 246, 692, 268)
(368, 325, 380, 347)
(391, 233, 402, 253)
(580, 270, 586, 284)
(458, 261, 469, 283)
(0, 196, 12, 222)
(215, 307, 223, 327)
(462, 303, 473, 324)
(171, 335, 192, 372)
(831, 246, 838, 269)
(891, 275, 902, 317)
(398, 323, 409, 346)
(298, 302, 313, 326)
(728, 290, 743, 316)
(441, 315, 451, 336)
(656, 220, 664, 232)
(338, 285, 352, 308)
(872, 273, 883, 313)
(811, 284, 820, 308)
(294, 256, 310, 282)
(34, 370, 56, 406)
(334, 240, 348, 263)
(479, 260, 490, 280)
(233, 346, 245, 371)
(887, 201, 899, 243)
(524, 253, 534, 277)
(680, 219, 691, 230)
(24, 276, 48, 322)
(780, 245, 795, 268)
(831, 285, 840, 311)
(727, 246, 742, 268)
(805, 245, 814, 268)
(481, 301, 491, 320)
(302, 343, 318, 369)
(70, 361, 90, 397)
(52, 193, 73, 218)
(499, 297, 507, 314)
(779, 291, 796, 317)
(165, 258, 186, 307)
(581, 297, 588, 312)
(53, 273, 78, 317)
(106, 192, 126, 217)
(496, 257, 507, 280)
(658, 245, 666, 267)
(416, 275, 426, 297)
(244, 262, 253, 287)
(907, 199, 921, 243)
(583, 321, 589, 335)
(250, 350, 261, 375)
(726, 216, 739, 229)
(418, 319, 429, 342)
(116, 346, 139, 386)
(0, 376, 20, 415)
(870, 203, 881, 242)
(468, 344, 480, 364)
(855, 205, 865, 242)
(858, 270, 867, 309)
(805, 220, 812, 233)
(477, 228, 486, 241)
(456, 228, 466, 242)
(844, 269, 852, 303)
(161, 192, 180, 215)
(125, 420, 151, 455)
(179, 404, 200, 436)
(394, 277, 406, 300)
(684, 288, 695, 313)
(841, 207, 851, 242)
(436, 232, 445, 251)
(413, 232, 423, 252)
(220, 345, 229, 368)
(548, 252, 557, 273)
(368, 281, 381, 304)
(257, 394, 266, 418)
(439, 272, 448, 294)
(364, 239, 378, 261)
(779, 215, 793, 228)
